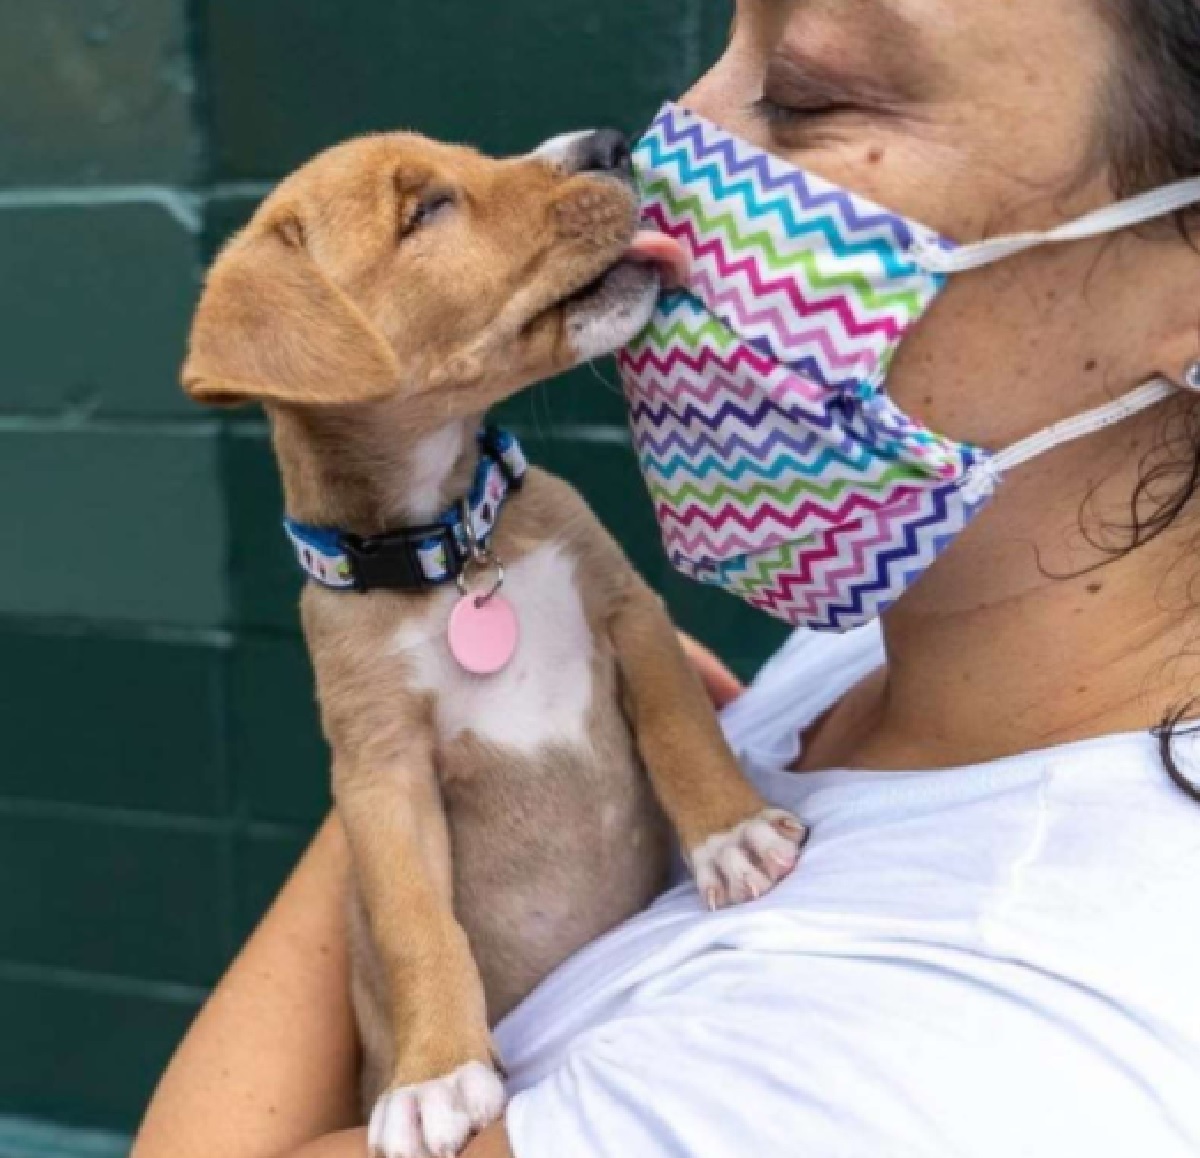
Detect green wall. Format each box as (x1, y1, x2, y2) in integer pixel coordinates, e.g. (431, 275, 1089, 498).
(0, 0, 786, 1138)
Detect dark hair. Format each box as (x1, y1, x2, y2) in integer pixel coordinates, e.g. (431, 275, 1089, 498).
(1100, 1, 1200, 201)
(1096, 0, 1200, 801)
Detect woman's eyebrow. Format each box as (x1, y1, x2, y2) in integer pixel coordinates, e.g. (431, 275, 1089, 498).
(783, 0, 926, 46)
(779, 0, 937, 89)
(784, 0, 920, 31)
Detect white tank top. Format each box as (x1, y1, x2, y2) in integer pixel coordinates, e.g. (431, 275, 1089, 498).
(497, 625, 1200, 1157)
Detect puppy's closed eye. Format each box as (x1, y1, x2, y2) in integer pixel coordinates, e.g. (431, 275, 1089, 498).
(396, 174, 458, 241)
(409, 192, 456, 232)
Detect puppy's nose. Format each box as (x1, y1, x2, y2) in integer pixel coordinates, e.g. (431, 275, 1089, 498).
(575, 129, 632, 178)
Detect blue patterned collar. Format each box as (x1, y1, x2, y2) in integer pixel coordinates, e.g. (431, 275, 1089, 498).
(282, 427, 528, 593)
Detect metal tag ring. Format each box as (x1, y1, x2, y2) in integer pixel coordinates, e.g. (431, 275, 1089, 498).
(459, 498, 489, 564)
(457, 555, 505, 606)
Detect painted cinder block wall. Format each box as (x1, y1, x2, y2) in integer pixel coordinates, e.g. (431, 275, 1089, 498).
(0, 0, 786, 1137)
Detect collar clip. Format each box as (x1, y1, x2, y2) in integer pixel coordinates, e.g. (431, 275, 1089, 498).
(283, 426, 527, 594)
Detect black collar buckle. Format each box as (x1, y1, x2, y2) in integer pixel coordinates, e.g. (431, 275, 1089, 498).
(339, 523, 462, 593)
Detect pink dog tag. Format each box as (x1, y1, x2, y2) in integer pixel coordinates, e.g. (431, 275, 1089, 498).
(448, 593, 519, 675)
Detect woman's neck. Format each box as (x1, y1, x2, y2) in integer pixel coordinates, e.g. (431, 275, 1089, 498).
(797, 395, 1200, 773)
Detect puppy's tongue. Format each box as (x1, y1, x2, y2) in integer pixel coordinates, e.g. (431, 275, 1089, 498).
(625, 229, 689, 288)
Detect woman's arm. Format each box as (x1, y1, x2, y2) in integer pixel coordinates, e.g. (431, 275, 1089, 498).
(678, 632, 744, 710)
(278, 1123, 514, 1157)
(130, 815, 516, 1158)
(132, 815, 361, 1158)
(133, 634, 741, 1158)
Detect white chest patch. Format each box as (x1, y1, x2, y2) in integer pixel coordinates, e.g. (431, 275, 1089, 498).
(389, 544, 595, 753)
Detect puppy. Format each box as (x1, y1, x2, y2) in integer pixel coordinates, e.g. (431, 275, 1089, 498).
(182, 128, 807, 1158)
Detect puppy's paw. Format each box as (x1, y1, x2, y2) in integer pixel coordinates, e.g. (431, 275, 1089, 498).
(368, 1061, 505, 1158)
(690, 808, 808, 910)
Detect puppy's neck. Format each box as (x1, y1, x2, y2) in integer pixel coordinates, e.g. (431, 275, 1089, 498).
(268, 398, 483, 534)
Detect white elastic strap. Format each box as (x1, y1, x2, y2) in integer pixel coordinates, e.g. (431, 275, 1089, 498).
(914, 177, 1200, 274)
(961, 377, 1176, 504)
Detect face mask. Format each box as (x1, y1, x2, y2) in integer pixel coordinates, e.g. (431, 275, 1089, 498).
(618, 102, 1200, 632)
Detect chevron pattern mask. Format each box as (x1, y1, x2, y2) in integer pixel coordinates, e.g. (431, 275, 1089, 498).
(617, 102, 992, 632)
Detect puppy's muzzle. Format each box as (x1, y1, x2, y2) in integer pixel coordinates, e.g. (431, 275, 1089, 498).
(535, 128, 634, 186)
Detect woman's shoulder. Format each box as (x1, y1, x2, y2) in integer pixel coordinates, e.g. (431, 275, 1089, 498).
(719, 623, 886, 774)
(721, 625, 1200, 807)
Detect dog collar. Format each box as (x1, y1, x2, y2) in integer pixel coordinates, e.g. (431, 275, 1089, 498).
(283, 427, 528, 593)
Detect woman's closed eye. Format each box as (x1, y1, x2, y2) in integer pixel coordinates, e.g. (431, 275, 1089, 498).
(749, 93, 857, 127)
(747, 84, 867, 149)
(751, 52, 906, 142)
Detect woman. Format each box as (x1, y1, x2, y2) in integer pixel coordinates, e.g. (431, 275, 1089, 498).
(135, 0, 1200, 1154)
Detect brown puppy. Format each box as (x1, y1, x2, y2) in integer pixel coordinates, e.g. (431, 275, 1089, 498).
(182, 128, 806, 1158)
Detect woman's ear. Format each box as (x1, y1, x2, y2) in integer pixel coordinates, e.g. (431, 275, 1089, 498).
(181, 208, 401, 408)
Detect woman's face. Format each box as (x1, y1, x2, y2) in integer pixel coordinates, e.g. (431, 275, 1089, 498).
(681, 0, 1200, 453)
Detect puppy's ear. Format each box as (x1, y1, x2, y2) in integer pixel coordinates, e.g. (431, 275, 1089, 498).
(182, 209, 400, 408)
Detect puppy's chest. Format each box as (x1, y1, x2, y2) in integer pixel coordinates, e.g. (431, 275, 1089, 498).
(390, 543, 599, 753)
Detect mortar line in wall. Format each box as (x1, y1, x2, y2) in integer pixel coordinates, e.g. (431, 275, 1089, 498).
(0, 183, 274, 230)
(0, 413, 631, 448)
(210, 426, 243, 964)
(216, 410, 276, 959)
(0, 414, 223, 436)
(0, 412, 633, 441)
(208, 181, 276, 200)
(181, 0, 216, 188)
(0, 615, 235, 649)
(0, 796, 311, 838)
(0, 1114, 130, 1154)
(508, 423, 633, 446)
(194, 9, 242, 969)
(0, 186, 201, 231)
(682, 0, 704, 89)
(0, 958, 207, 1004)
(226, 420, 633, 446)
(0, 616, 311, 647)
(0, 797, 232, 833)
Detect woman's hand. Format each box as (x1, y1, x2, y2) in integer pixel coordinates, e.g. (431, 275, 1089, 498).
(677, 631, 745, 709)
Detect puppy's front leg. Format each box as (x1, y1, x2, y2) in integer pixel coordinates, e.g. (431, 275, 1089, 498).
(610, 578, 809, 909)
(337, 749, 503, 1158)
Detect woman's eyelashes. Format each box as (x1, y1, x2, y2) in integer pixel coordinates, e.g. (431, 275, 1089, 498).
(749, 67, 860, 135)
(749, 94, 854, 126)
(751, 52, 908, 139)
(748, 81, 907, 148)
(747, 90, 863, 149)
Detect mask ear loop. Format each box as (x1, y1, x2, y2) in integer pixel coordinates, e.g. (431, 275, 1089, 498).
(960, 377, 1177, 504)
(912, 177, 1200, 274)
